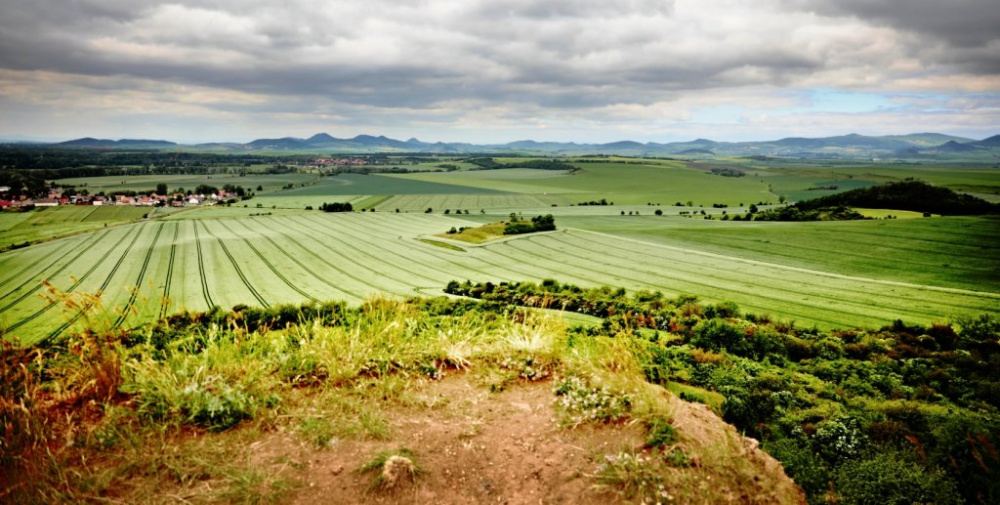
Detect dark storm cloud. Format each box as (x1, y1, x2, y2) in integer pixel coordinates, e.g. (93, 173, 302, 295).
(802, 0, 1000, 47)
(794, 0, 1000, 73)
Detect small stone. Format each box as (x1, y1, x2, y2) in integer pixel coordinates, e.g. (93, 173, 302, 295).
(331, 465, 344, 475)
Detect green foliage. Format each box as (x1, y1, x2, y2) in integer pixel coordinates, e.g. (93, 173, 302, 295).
(690, 319, 746, 354)
(797, 180, 999, 216)
(644, 417, 679, 449)
(447, 279, 1000, 504)
(319, 201, 352, 212)
(835, 451, 963, 505)
(595, 451, 669, 503)
(298, 417, 336, 448)
(553, 375, 632, 425)
(123, 341, 279, 430)
(754, 204, 866, 222)
(502, 214, 556, 235)
(811, 416, 866, 463)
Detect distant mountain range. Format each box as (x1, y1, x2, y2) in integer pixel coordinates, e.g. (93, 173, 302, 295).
(27, 132, 1000, 158)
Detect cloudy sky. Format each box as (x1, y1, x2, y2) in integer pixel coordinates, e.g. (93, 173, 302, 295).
(0, 0, 998, 144)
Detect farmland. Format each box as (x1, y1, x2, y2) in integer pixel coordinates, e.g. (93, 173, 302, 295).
(4, 153, 1000, 505)
(0, 157, 995, 343)
(0, 205, 150, 250)
(2, 211, 997, 343)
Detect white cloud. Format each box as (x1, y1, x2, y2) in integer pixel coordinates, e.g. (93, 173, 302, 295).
(0, 0, 996, 141)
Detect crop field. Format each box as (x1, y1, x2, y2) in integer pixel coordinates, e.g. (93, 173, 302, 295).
(388, 162, 775, 206)
(557, 214, 1000, 293)
(6, 159, 999, 343)
(56, 173, 321, 194)
(2, 212, 997, 343)
(252, 173, 506, 209)
(372, 194, 566, 212)
(0, 205, 149, 249)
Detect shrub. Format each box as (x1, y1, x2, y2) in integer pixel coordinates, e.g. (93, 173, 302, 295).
(812, 416, 867, 463)
(836, 451, 962, 505)
(690, 318, 746, 354)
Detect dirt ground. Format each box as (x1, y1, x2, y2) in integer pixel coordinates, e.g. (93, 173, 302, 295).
(246, 375, 805, 504)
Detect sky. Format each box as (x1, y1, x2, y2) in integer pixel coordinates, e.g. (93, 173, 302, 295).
(0, 0, 998, 144)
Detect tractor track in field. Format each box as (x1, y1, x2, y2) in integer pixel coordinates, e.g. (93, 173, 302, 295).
(159, 222, 179, 319)
(112, 223, 165, 329)
(38, 224, 146, 340)
(0, 234, 90, 303)
(292, 215, 441, 286)
(514, 234, 894, 326)
(227, 219, 318, 303)
(257, 217, 386, 296)
(303, 215, 451, 285)
(193, 220, 215, 309)
(0, 228, 117, 319)
(544, 232, 980, 317)
(200, 221, 269, 308)
(0, 237, 78, 293)
(241, 217, 360, 299)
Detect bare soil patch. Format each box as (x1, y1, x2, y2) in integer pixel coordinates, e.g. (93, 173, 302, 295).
(245, 374, 804, 504)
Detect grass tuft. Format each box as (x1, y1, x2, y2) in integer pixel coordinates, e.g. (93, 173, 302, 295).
(358, 448, 421, 492)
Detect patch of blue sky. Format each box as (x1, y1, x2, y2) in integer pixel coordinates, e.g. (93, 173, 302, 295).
(806, 89, 891, 113)
(688, 89, 893, 124)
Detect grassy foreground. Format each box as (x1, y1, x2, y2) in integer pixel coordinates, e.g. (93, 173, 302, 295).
(0, 293, 805, 504)
(3, 283, 999, 504)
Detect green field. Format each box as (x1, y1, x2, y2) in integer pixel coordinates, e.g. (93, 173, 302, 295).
(4, 158, 997, 343)
(557, 214, 1000, 293)
(388, 163, 774, 206)
(56, 173, 320, 194)
(2, 212, 997, 343)
(0, 205, 150, 250)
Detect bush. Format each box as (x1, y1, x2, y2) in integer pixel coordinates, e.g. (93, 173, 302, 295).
(836, 451, 962, 505)
(690, 319, 746, 354)
(812, 416, 866, 463)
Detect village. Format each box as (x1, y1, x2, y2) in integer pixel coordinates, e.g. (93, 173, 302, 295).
(0, 184, 240, 210)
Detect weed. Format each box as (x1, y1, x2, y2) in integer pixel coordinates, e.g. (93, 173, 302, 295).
(645, 417, 679, 449)
(299, 417, 336, 448)
(554, 375, 632, 425)
(501, 355, 554, 381)
(216, 467, 296, 504)
(594, 451, 671, 504)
